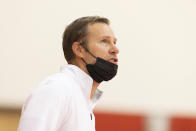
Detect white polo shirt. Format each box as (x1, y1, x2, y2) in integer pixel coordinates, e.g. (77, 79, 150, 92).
(18, 64, 103, 131)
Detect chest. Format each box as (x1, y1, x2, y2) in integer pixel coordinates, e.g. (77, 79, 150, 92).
(59, 90, 95, 131)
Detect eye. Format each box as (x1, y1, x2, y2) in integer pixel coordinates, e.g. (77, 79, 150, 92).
(101, 39, 108, 43)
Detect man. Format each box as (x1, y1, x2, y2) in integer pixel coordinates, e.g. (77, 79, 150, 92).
(18, 16, 119, 131)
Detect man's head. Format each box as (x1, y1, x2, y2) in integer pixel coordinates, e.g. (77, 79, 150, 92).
(62, 16, 119, 66)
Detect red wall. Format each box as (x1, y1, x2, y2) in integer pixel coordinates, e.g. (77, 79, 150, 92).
(170, 116, 196, 131)
(95, 112, 145, 131)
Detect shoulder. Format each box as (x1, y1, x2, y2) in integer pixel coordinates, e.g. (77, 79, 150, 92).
(22, 72, 76, 112)
(31, 71, 76, 101)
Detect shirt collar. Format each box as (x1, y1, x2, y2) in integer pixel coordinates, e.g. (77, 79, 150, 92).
(60, 64, 103, 109)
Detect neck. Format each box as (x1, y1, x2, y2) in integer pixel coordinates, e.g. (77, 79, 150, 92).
(90, 81, 100, 99)
(71, 58, 100, 100)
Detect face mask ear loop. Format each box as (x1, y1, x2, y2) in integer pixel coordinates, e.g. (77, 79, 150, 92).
(81, 58, 87, 64)
(79, 42, 97, 59)
(84, 47, 97, 59)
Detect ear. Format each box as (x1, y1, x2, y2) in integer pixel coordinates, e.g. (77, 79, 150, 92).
(72, 42, 85, 58)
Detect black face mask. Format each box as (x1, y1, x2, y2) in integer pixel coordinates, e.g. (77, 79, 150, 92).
(82, 47, 118, 83)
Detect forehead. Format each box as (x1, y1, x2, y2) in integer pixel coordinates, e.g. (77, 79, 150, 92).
(86, 23, 117, 41)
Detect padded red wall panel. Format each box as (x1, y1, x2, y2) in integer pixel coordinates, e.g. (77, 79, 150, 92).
(170, 116, 196, 131)
(94, 112, 145, 131)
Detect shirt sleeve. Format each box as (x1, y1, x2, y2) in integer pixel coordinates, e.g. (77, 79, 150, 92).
(18, 82, 70, 131)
